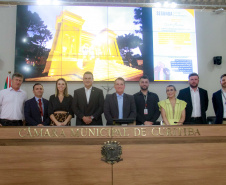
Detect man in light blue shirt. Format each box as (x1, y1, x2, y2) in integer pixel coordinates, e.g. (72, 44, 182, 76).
(116, 93, 123, 119)
(104, 77, 136, 125)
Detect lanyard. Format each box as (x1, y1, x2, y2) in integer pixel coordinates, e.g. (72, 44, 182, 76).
(143, 92, 148, 108)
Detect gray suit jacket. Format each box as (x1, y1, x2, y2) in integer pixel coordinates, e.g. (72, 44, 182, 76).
(104, 93, 136, 125)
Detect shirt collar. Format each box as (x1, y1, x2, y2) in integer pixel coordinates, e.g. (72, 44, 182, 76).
(116, 93, 124, 97)
(139, 90, 149, 95)
(190, 87, 199, 92)
(85, 86, 92, 91)
(35, 97, 42, 102)
(9, 87, 22, 92)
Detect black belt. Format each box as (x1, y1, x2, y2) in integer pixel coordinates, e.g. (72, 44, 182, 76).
(191, 117, 202, 121)
(223, 118, 226, 121)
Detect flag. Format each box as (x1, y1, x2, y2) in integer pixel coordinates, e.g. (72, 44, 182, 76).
(4, 74, 11, 89)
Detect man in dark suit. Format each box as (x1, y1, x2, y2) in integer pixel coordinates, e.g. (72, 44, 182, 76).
(212, 74, 226, 124)
(177, 73, 208, 124)
(134, 75, 160, 125)
(73, 71, 104, 126)
(104, 77, 136, 125)
(24, 83, 49, 126)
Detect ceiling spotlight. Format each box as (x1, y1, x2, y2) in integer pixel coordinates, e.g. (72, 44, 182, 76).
(155, 2, 162, 8)
(213, 8, 224, 14)
(171, 2, 177, 8)
(163, 1, 169, 7)
(52, 0, 60, 5)
(37, 0, 51, 5)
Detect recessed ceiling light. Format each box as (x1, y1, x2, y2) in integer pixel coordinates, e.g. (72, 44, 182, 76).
(155, 2, 162, 8)
(171, 2, 177, 8)
(163, 1, 169, 7)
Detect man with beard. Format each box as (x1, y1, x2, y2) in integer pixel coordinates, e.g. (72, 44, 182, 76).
(212, 74, 226, 124)
(133, 75, 160, 125)
(177, 73, 209, 124)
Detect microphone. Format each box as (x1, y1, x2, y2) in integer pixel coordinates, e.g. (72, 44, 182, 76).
(174, 121, 196, 125)
(174, 121, 183, 125)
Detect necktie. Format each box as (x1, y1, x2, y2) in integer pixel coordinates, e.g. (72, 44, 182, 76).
(38, 99, 43, 117)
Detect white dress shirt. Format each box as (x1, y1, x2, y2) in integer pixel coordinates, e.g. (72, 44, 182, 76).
(0, 87, 27, 120)
(190, 87, 201, 117)
(85, 87, 92, 104)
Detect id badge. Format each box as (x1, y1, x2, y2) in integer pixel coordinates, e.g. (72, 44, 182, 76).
(144, 108, 148, 115)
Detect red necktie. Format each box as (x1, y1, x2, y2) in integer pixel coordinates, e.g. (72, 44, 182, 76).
(38, 99, 43, 117)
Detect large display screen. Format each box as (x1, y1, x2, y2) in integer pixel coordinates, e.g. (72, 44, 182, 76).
(152, 8, 198, 81)
(15, 6, 197, 82)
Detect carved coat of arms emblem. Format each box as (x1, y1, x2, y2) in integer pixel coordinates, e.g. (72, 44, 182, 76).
(101, 141, 123, 164)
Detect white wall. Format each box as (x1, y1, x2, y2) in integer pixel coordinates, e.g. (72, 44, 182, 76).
(0, 6, 225, 125)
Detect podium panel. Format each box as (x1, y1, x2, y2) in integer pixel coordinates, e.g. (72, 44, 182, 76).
(0, 125, 226, 185)
(0, 127, 112, 185)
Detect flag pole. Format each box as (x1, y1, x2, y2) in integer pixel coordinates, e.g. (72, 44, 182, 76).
(7, 71, 11, 88)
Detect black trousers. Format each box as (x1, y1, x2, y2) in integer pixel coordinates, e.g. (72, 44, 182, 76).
(190, 117, 203, 124)
(0, 119, 23, 126)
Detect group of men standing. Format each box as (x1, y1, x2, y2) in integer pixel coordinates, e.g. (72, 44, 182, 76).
(0, 72, 226, 126)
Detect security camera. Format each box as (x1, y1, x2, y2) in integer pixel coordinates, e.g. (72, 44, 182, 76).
(213, 56, 222, 65)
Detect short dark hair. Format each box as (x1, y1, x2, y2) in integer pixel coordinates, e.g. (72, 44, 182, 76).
(220, 74, 226, 80)
(166, 85, 176, 91)
(188, 73, 199, 79)
(114, 77, 125, 85)
(33, 83, 43, 90)
(139, 75, 149, 81)
(83, 71, 93, 78)
(12, 73, 24, 79)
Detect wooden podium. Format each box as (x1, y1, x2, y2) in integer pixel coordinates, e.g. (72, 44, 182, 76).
(0, 125, 226, 185)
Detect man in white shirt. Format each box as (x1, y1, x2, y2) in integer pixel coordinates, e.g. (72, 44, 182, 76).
(178, 73, 209, 124)
(0, 73, 27, 126)
(72, 71, 104, 125)
(212, 74, 226, 124)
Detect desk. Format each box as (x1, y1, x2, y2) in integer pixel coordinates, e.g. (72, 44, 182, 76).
(0, 125, 226, 185)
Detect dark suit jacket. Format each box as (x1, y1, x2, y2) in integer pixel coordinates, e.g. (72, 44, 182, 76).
(177, 87, 209, 124)
(73, 87, 104, 125)
(104, 93, 136, 125)
(212, 90, 224, 124)
(133, 91, 160, 125)
(24, 97, 50, 126)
